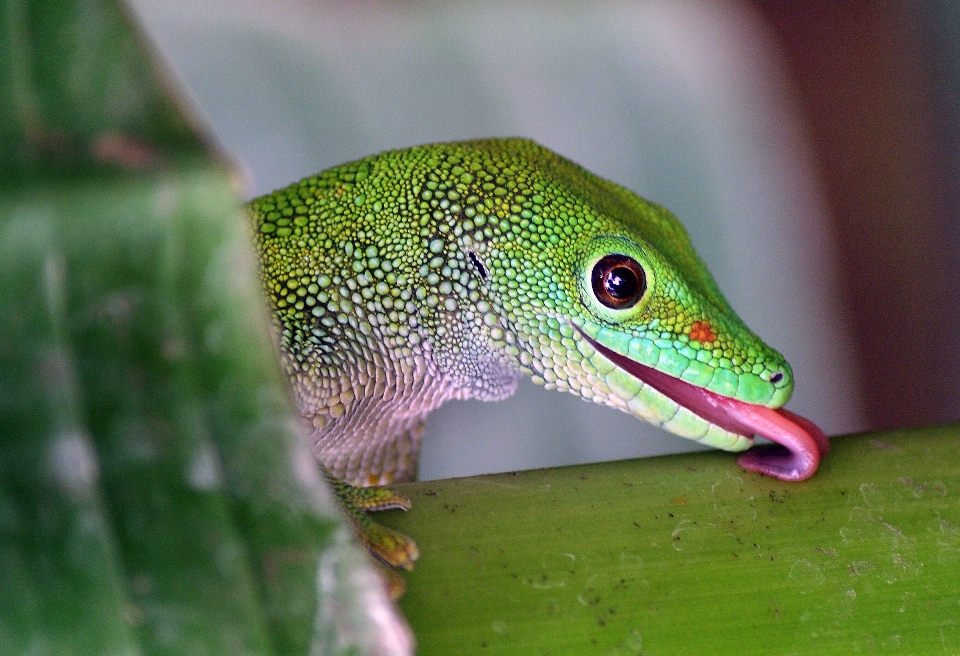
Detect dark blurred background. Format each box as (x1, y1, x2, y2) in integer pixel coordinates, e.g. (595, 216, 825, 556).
(752, 0, 960, 430)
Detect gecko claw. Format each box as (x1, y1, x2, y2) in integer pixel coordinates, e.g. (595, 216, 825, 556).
(344, 485, 412, 512)
(359, 519, 420, 571)
(373, 560, 409, 601)
(327, 473, 420, 591)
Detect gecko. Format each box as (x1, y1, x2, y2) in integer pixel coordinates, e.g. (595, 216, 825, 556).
(249, 138, 829, 588)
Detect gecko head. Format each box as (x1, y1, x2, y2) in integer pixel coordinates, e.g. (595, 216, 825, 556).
(574, 234, 794, 403)
(456, 139, 826, 479)
(466, 143, 795, 431)
(562, 231, 794, 451)
(499, 189, 828, 481)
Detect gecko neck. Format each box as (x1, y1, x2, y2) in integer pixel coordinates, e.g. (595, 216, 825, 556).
(279, 323, 520, 485)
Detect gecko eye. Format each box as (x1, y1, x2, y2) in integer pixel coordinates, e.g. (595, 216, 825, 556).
(591, 254, 646, 309)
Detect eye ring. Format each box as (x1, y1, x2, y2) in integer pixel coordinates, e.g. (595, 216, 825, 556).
(591, 254, 647, 309)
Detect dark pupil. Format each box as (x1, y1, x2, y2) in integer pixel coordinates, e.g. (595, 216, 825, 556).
(605, 267, 638, 299)
(591, 254, 646, 309)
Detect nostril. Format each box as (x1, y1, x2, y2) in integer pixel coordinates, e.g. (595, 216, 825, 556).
(769, 371, 784, 384)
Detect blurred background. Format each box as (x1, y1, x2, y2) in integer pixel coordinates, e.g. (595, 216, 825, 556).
(125, 0, 960, 480)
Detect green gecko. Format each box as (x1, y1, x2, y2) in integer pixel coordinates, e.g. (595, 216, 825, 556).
(249, 138, 829, 586)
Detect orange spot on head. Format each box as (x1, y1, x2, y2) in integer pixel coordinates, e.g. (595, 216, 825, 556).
(689, 321, 717, 344)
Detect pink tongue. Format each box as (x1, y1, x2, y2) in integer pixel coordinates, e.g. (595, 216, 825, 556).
(578, 330, 830, 482)
(723, 404, 829, 482)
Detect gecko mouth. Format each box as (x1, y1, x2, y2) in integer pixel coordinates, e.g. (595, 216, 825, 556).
(576, 329, 829, 482)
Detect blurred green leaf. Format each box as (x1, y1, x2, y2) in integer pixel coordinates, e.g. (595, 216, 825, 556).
(0, 0, 204, 179)
(0, 1, 411, 654)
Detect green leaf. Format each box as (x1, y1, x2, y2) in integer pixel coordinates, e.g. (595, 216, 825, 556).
(382, 426, 960, 654)
(0, 0, 411, 654)
(0, 0, 206, 175)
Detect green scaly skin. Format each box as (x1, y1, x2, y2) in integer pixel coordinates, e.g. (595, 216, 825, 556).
(250, 138, 825, 579)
